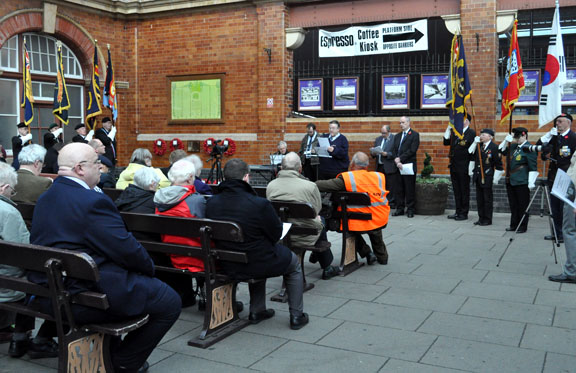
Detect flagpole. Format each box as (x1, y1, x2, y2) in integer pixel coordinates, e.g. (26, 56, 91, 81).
(505, 111, 514, 184)
(469, 97, 485, 184)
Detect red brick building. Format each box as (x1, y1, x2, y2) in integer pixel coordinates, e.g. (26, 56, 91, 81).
(0, 0, 574, 172)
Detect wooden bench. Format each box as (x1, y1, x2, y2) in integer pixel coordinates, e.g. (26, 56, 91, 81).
(208, 184, 267, 198)
(0, 240, 148, 372)
(102, 187, 123, 201)
(268, 201, 325, 303)
(326, 192, 372, 276)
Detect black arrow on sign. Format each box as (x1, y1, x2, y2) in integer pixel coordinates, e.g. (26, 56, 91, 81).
(382, 29, 424, 44)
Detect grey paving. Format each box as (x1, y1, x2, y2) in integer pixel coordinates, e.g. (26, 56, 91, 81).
(2, 212, 575, 372)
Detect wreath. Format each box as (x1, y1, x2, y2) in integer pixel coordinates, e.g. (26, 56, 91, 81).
(223, 138, 236, 156)
(170, 138, 184, 152)
(153, 138, 167, 156)
(203, 138, 216, 155)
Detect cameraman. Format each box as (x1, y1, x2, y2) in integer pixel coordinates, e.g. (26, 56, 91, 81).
(499, 127, 538, 233)
(538, 113, 576, 243)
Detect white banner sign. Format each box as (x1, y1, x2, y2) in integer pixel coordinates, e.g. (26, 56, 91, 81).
(319, 19, 428, 58)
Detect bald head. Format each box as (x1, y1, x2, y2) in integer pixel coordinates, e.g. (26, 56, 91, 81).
(281, 152, 302, 172)
(58, 143, 101, 188)
(350, 152, 369, 170)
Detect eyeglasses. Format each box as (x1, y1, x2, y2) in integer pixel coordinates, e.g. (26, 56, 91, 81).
(3, 184, 16, 197)
(79, 159, 102, 166)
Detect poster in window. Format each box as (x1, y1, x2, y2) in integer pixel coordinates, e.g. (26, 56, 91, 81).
(169, 74, 224, 123)
(516, 69, 540, 106)
(421, 74, 448, 109)
(298, 78, 323, 111)
(562, 68, 576, 105)
(382, 75, 409, 109)
(332, 77, 359, 110)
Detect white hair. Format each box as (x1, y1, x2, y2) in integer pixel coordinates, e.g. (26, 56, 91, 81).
(184, 155, 203, 177)
(18, 144, 47, 165)
(281, 152, 301, 171)
(0, 162, 17, 188)
(133, 167, 160, 189)
(168, 159, 196, 185)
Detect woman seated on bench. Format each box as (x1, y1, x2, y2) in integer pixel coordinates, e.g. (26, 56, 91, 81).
(116, 148, 170, 190)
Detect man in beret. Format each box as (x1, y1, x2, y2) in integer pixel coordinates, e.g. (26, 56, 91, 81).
(443, 114, 476, 221)
(499, 127, 538, 233)
(469, 128, 503, 226)
(95, 117, 117, 166)
(43, 123, 62, 151)
(538, 113, 576, 243)
(72, 123, 94, 144)
(11, 122, 33, 170)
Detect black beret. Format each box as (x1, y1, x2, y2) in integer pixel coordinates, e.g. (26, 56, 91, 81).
(480, 128, 495, 137)
(102, 117, 112, 123)
(512, 127, 528, 137)
(16, 122, 27, 128)
(74, 123, 86, 130)
(48, 123, 59, 130)
(555, 113, 573, 122)
(465, 113, 472, 121)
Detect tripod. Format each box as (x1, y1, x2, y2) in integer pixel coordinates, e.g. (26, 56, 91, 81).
(206, 153, 224, 184)
(497, 178, 559, 266)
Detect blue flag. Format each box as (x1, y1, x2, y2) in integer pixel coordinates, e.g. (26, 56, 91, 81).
(21, 39, 34, 126)
(53, 43, 70, 125)
(86, 43, 102, 128)
(446, 35, 472, 139)
(103, 47, 118, 121)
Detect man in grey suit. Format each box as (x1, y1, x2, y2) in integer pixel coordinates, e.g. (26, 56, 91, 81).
(371, 125, 397, 209)
(13, 144, 52, 204)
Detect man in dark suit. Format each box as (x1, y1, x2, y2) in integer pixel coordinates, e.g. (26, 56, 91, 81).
(11, 122, 33, 170)
(43, 123, 62, 150)
(443, 116, 476, 220)
(205, 159, 309, 330)
(71, 123, 94, 143)
(94, 117, 117, 166)
(13, 144, 52, 204)
(28, 143, 181, 372)
(298, 123, 320, 181)
(470, 128, 503, 226)
(392, 116, 420, 218)
(319, 120, 349, 180)
(538, 113, 576, 243)
(371, 125, 398, 209)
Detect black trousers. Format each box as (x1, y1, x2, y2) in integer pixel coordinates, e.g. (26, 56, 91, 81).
(550, 186, 564, 238)
(377, 165, 399, 208)
(506, 183, 530, 230)
(302, 158, 318, 182)
(476, 185, 493, 224)
(450, 168, 471, 217)
(395, 174, 416, 212)
(354, 228, 388, 262)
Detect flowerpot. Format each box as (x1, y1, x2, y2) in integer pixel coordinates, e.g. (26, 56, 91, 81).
(415, 182, 449, 215)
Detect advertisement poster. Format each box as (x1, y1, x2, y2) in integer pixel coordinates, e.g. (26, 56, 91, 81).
(421, 74, 449, 109)
(298, 78, 323, 111)
(333, 77, 359, 110)
(517, 69, 540, 106)
(382, 75, 409, 109)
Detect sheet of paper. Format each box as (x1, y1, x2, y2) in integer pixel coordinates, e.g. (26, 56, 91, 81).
(399, 163, 414, 175)
(551, 169, 576, 209)
(281, 222, 293, 240)
(370, 146, 383, 155)
(317, 137, 330, 148)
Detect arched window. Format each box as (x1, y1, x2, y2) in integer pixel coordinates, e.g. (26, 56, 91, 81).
(0, 34, 85, 154)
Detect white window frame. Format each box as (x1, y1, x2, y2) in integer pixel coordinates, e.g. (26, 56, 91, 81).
(23, 33, 83, 79)
(0, 35, 19, 72)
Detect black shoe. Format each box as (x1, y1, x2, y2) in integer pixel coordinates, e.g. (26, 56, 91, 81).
(407, 211, 414, 218)
(366, 252, 377, 265)
(377, 258, 388, 265)
(322, 266, 340, 280)
(235, 301, 244, 313)
(516, 228, 527, 234)
(549, 273, 576, 283)
(505, 227, 516, 232)
(454, 215, 467, 221)
(545, 235, 563, 241)
(248, 309, 275, 324)
(290, 312, 309, 330)
(478, 221, 491, 226)
(447, 214, 458, 219)
(8, 338, 29, 358)
(27, 339, 58, 359)
(392, 209, 404, 216)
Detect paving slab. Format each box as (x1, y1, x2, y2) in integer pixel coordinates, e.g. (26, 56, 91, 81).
(306, 279, 387, 301)
(379, 359, 471, 373)
(150, 353, 256, 373)
(521, 324, 576, 355)
(543, 352, 576, 373)
(482, 271, 560, 290)
(452, 281, 537, 304)
(375, 272, 460, 293)
(458, 297, 554, 326)
(421, 336, 545, 373)
(411, 262, 488, 282)
(535, 288, 576, 308)
(373, 287, 467, 313)
(552, 306, 576, 329)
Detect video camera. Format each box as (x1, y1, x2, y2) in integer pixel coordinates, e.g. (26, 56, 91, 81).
(521, 144, 544, 153)
(206, 139, 229, 157)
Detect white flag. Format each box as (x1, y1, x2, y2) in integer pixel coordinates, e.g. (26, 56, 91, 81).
(539, 4, 567, 127)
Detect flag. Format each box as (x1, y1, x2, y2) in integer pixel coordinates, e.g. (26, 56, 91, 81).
(103, 46, 118, 121)
(21, 38, 34, 126)
(86, 43, 102, 128)
(500, 19, 525, 125)
(53, 42, 70, 125)
(539, 4, 566, 127)
(446, 34, 472, 139)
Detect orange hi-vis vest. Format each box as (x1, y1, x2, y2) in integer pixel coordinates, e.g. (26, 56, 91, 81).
(339, 170, 390, 232)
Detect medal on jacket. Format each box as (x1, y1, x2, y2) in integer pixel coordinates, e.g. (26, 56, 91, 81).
(516, 154, 521, 161)
(459, 140, 466, 146)
(560, 146, 571, 157)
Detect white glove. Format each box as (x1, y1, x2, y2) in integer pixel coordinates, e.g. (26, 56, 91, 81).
(498, 134, 514, 151)
(468, 161, 475, 176)
(493, 170, 504, 185)
(53, 128, 63, 138)
(443, 125, 451, 140)
(107, 126, 116, 140)
(20, 133, 32, 144)
(85, 129, 94, 142)
(468, 137, 480, 154)
(528, 171, 539, 189)
(540, 127, 558, 144)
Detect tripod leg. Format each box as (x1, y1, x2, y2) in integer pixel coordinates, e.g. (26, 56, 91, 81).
(207, 160, 217, 184)
(513, 185, 540, 235)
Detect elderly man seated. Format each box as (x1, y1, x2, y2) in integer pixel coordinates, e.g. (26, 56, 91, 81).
(115, 167, 160, 214)
(316, 152, 390, 266)
(116, 148, 170, 190)
(266, 152, 340, 279)
(13, 144, 52, 204)
(206, 159, 309, 330)
(29, 143, 181, 372)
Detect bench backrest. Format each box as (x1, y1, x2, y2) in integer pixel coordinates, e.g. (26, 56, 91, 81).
(270, 200, 319, 249)
(102, 187, 123, 201)
(328, 191, 372, 232)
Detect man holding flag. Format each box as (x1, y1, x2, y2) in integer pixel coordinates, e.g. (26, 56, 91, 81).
(86, 43, 102, 130)
(444, 34, 475, 221)
(103, 44, 118, 122)
(53, 41, 70, 126)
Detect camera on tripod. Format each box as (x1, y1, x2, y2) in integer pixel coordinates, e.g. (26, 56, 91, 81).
(206, 139, 229, 157)
(521, 144, 544, 153)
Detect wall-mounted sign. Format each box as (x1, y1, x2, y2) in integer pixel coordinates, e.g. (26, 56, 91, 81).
(333, 77, 359, 110)
(298, 78, 323, 111)
(382, 75, 409, 109)
(517, 69, 540, 107)
(421, 74, 448, 109)
(319, 19, 428, 58)
(563, 68, 576, 105)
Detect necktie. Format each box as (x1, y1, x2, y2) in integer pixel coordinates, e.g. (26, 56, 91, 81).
(399, 132, 407, 149)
